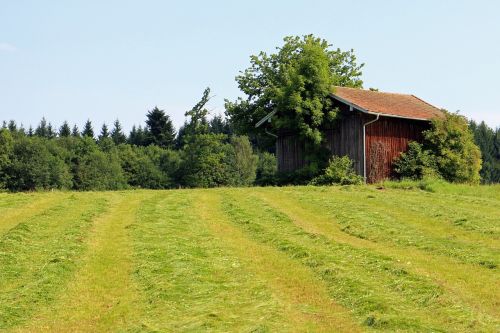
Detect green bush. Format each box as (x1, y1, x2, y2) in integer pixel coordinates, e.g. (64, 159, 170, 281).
(309, 155, 363, 185)
(394, 112, 482, 184)
(6, 137, 72, 191)
(180, 134, 259, 188)
(255, 152, 278, 186)
(425, 112, 481, 184)
(117, 145, 164, 189)
(180, 134, 236, 188)
(0, 129, 13, 188)
(74, 150, 126, 190)
(393, 141, 437, 179)
(230, 136, 258, 186)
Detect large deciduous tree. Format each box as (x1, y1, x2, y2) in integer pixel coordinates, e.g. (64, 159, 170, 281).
(225, 35, 364, 148)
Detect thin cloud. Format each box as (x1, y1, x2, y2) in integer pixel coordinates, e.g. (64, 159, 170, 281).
(0, 42, 17, 52)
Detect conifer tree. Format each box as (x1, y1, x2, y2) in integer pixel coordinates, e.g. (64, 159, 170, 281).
(72, 125, 80, 137)
(111, 119, 127, 144)
(81, 120, 95, 138)
(59, 121, 71, 137)
(145, 107, 176, 148)
(35, 117, 49, 137)
(7, 120, 17, 132)
(98, 123, 110, 141)
(47, 122, 56, 138)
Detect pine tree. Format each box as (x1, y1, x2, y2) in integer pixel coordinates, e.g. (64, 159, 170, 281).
(470, 120, 500, 183)
(7, 120, 17, 132)
(59, 121, 71, 137)
(145, 106, 176, 148)
(209, 114, 231, 135)
(72, 125, 80, 137)
(98, 123, 110, 142)
(28, 125, 34, 137)
(128, 125, 138, 145)
(35, 117, 49, 137)
(47, 123, 56, 139)
(81, 120, 95, 138)
(128, 125, 148, 146)
(111, 119, 127, 145)
(18, 124, 26, 136)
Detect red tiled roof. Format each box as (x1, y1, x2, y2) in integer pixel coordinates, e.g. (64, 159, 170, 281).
(331, 87, 444, 120)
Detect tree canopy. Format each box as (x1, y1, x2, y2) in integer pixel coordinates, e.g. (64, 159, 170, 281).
(225, 35, 364, 147)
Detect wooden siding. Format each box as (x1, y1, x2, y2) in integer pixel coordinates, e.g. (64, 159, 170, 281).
(324, 112, 364, 175)
(276, 134, 306, 172)
(276, 110, 364, 174)
(365, 117, 428, 183)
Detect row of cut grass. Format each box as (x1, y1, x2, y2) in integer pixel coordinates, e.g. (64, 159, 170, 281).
(17, 191, 151, 332)
(252, 187, 499, 321)
(281, 186, 498, 269)
(0, 193, 109, 329)
(0, 193, 65, 237)
(196, 190, 361, 332)
(128, 190, 295, 332)
(217, 188, 499, 332)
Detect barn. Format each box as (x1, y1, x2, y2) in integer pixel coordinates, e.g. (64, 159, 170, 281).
(262, 87, 443, 183)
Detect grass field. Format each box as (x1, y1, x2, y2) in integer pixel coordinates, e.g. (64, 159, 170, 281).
(0, 185, 499, 332)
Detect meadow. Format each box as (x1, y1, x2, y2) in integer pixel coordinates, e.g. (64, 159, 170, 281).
(0, 184, 498, 332)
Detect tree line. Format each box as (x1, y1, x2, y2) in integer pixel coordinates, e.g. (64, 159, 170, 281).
(0, 88, 277, 191)
(469, 120, 500, 183)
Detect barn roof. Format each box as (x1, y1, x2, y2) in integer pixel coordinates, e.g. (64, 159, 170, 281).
(331, 87, 443, 121)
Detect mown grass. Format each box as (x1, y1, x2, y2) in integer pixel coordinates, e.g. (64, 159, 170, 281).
(0, 185, 498, 332)
(0, 193, 109, 329)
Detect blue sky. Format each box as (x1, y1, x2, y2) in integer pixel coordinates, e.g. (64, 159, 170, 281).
(1, 0, 499, 132)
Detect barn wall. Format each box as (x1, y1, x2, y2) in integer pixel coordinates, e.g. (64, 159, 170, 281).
(323, 111, 364, 175)
(276, 110, 364, 174)
(365, 117, 429, 183)
(276, 134, 306, 172)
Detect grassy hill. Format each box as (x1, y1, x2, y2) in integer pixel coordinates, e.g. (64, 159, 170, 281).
(0, 184, 498, 332)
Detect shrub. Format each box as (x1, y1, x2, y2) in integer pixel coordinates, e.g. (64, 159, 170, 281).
(394, 112, 482, 184)
(180, 134, 237, 188)
(6, 137, 72, 191)
(74, 150, 126, 190)
(255, 152, 278, 185)
(393, 141, 437, 179)
(230, 136, 258, 186)
(309, 155, 363, 185)
(0, 129, 13, 188)
(117, 145, 169, 189)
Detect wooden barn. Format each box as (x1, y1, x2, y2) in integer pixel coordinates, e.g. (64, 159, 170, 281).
(261, 87, 443, 183)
